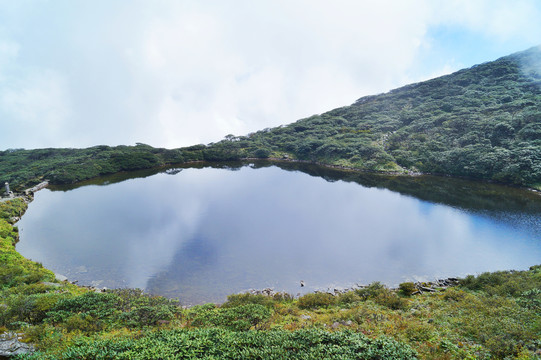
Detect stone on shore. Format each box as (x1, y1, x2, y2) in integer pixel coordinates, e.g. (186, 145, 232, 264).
(0, 332, 34, 357)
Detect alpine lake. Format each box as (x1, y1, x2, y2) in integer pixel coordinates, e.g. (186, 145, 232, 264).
(16, 161, 541, 305)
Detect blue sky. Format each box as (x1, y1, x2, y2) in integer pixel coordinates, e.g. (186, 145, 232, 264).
(1, 0, 540, 150)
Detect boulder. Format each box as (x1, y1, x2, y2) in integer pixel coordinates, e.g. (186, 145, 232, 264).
(0, 332, 34, 357)
(54, 273, 68, 282)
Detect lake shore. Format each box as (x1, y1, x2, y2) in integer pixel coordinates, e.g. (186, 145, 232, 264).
(1, 184, 540, 358)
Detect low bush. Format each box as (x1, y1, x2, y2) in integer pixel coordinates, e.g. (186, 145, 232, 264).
(297, 293, 336, 309)
(47, 292, 120, 324)
(374, 290, 408, 310)
(355, 282, 387, 299)
(20, 328, 418, 360)
(398, 282, 416, 296)
(459, 267, 541, 297)
(189, 304, 271, 331)
(517, 288, 541, 310)
(222, 293, 277, 309)
(337, 291, 361, 305)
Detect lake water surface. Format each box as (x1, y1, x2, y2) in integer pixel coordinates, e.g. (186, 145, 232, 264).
(17, 162, 541, 305)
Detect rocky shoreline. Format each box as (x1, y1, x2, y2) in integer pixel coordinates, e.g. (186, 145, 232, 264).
(247, 277, 461, 299)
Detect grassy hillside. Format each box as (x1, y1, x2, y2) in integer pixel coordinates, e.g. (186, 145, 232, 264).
(0, 145, 188, 192)
(201, 46, 541, 189)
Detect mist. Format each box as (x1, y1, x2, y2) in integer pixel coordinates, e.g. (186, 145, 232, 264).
(0, 0, 540, 150)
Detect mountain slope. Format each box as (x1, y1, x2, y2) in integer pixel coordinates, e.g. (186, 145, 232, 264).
(193, 46, 541, 188)
(1, 46, 540, 190)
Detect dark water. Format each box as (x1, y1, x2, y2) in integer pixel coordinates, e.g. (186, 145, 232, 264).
(16, 162, 541, 305)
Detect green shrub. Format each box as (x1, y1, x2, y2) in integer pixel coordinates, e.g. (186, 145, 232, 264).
(8, 283, 50, 295)
(111, 288, 181, 327)
(297, 292, 337, 309)
(45, 292, 120, 326)
(272, 292, 294, 302)
(459, 268, 541, 297)
(254, 148, 271, 158)
(443, 288, 467, 302)
(118, 304, 177, 328)
(190, 304, 271, 331)
(0, 293, 63, 327)
(398, 282, 416, 296)
(21, 328, 418, 360)
(337, 291, 361, 305)
(374, 290, 408, 310)
(517, 288, 541, 310)
(460, 272, 505, 291)
(223, 293, 276, 309)
(64, 314, 100, 332)
(355, 282, 387, 299)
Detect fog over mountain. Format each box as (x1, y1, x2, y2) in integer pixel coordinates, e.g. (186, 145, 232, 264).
(0, 0, 541, 149)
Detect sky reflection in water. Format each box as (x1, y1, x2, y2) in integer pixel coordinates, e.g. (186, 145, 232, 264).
(17, 165, 541, 305)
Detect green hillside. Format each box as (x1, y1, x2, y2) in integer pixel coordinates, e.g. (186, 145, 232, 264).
(199, 46, 541, 188)
(1, 46, 540, 191)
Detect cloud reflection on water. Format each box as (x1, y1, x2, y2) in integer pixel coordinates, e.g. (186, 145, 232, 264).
(17, 165, 541, 304)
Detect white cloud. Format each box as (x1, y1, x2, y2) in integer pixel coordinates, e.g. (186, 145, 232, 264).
(0, 69, 71, 147)
(0, 40, 19, 72)
(0, 0, 540, 149)
(116, 0, 434, 147)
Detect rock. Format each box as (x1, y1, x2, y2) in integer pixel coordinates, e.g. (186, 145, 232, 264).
(0, 332, 34, 357)
(331, 322, 340, 329)
(41, 282, 61, 288)
(54, 274, 68, 282)
(91, 280, 103, 288)
(249, 288, 276, 297)
(261, 288, 274, 296)
(300, 315, 311, 320)
(345, 320, 353, 326)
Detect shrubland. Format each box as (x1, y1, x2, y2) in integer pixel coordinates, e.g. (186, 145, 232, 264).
(199, 46, 541, 189)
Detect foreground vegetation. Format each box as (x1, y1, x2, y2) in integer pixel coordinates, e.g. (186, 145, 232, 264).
(2, 46, 541, 191)
(0, 200, 540, 359)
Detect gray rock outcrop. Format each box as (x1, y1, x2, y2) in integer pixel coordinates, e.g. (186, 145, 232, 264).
(0, 332, 34, 357)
